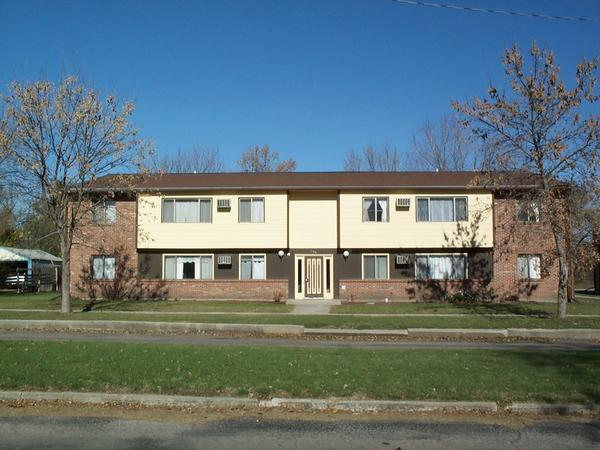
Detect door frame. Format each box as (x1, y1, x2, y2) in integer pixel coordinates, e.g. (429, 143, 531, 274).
(294, 253, 334, 300)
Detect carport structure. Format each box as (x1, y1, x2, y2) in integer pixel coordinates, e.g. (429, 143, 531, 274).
(0, 246, 61, 291)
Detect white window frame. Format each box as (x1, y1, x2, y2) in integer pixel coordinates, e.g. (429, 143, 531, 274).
(239, 253, 267, 280)
(415, 253, 468, 280)
(415, 196, 468, 222)
(362, 197, 390, 223)
(161, 198, 213, 223)
(92, 199, 116, 225)
(238, 197, 265, 223)
(361, 253, 390, 280)
(162, 254, 214, 280)
(91, 255, 116, 280)
(517, 254, 542, 280)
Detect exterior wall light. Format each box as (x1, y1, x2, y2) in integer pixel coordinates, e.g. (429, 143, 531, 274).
(277, 250, 285, 258)
(342, 250, 350, 259)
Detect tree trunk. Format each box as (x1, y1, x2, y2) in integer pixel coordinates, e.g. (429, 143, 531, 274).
(60, 235, 71, 314)
(555, 237, 569, 319)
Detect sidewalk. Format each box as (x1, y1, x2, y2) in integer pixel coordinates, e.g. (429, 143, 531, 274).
(1, 318, 600, 340)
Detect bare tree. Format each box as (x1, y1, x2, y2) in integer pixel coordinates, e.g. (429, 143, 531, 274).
(238, 144, 296, 172)
(410, 115, 476, 171)
(453, 43, 600, 318)
(150, 145, 224, 173)
(0, 77, 149, 313)
(343, 144, 402, 171)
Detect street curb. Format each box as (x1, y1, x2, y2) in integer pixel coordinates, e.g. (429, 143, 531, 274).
(0, 320, 304, 336)
(0, 391, 597, 415)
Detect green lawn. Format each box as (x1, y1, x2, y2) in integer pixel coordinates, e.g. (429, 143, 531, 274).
(0, 309, 599, 329)
(333, 295, 600, 316)
(0, 340, 597, 403)
(0, 292, 292, 313)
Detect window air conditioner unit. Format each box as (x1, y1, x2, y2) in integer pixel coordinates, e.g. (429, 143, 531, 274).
(217, 255, 232, 265)
(217, 199, 231, 209)
(396, 198, 410, 208)
(396, 254, 411, 265)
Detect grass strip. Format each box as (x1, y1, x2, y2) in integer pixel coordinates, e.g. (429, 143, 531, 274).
(0, 310, 599, 329)
(0, 341, 598, 404)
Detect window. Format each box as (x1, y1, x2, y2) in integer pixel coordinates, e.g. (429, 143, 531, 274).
(239, 198, 265, 223)
(416, 197, 468, 222)
(240, 255, 266, 279)
(162, 198, 212, 223)
(92, 200, 116, 224)
(163, 255, 213, 280)
(92, 256, 115, 280)
(362, 197, 389, 222)
(517, 201, 541, 223)
(517, 254, 541, 280)
(363, 254, 388, 280)
(416, 255, 466, 280)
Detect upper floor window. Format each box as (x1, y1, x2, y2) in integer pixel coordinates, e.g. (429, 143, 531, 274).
(363, 254, 389, 280)
(416, 197, 467, 222)
(517, 254, 541, 280)
(416, 254, 466, 280)
(92, 255, 115, 280)
(162, 198, 212, 223)
(517, 201, 541, 223)
(240, 254, 266, 279)
(362, 197, 389, 222)
(164, 255, 213, 280)
(92, 200, 116, 224)
(239, 198, 264, 223)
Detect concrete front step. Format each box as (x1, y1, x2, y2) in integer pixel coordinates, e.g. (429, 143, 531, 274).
(287, 299, 341, 306)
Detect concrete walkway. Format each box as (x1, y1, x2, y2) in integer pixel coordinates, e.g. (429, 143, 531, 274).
(291, 304, 332, 315)
(1, 330, 599, 351)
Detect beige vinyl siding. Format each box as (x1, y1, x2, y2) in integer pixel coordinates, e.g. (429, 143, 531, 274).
(339, 191, 493, 249)
(288, 191, 337, 249)
(137, 192, 287, 249)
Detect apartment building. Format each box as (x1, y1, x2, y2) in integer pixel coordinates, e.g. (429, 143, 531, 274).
(70, 172, 558, 301)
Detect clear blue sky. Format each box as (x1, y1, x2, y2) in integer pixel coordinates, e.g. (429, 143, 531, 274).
(1, 0, 599, 170)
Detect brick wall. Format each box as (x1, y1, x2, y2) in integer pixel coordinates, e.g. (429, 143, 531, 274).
(142, 279, 288, 300)
(70, 198, 138, 299)
(338, 279, 490, 301)
(491, 197, 558, 301)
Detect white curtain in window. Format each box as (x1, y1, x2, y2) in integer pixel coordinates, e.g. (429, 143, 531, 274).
(251, 199, 264, 222)
(517, 256, 529, 279)
(428, 256, 453, 279)
(105, 202, 116, 223)
(199, 200, 211, 223)
(454, 198, 467, 221)
(362, 198, 374, 222)
(104, 257, 116, 279)
(252, 256, 265, 279)
(416, 199, 429, 222)
(175, 200, 199, 223)
(200, 256, 212, 279)
(378, 198, 388, 222)
(376, 255, 387, 279)
(240, 256, 252, 279)
(453, 256, 466, 279)
(529, 255, 541, 279)
(416, 256, 428, 280)
(176, 256, 199, 279)
(162, 200, 175, 222)
(430, 198, 454, 222)
(164, 256, 176, 279)
(92, 257, 104, 279)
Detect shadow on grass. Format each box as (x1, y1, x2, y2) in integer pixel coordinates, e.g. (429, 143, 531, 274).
(510, 350, 600, 405)
(451, 302, 553, 318)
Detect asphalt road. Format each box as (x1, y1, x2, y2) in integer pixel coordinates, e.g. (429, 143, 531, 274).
(0, 330, 598, 350)
(0, 415, 598, 449)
